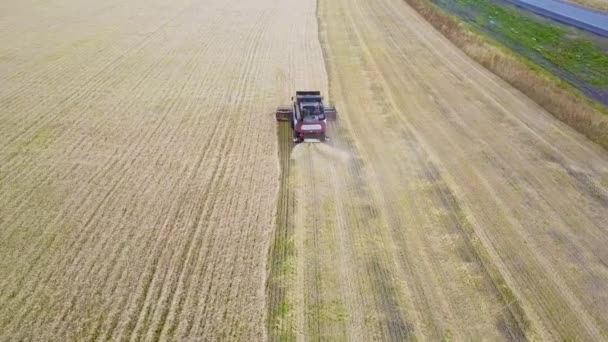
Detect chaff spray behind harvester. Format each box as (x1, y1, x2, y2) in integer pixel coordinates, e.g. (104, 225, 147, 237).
(276, 91, 337, 143)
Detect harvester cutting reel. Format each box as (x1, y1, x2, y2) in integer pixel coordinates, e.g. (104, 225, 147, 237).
(275, 105, 337, 121)
(275, 106, 293, 121)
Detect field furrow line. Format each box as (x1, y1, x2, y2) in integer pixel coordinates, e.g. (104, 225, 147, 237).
(49, 35, 223, 340)
(114, 16, 266, 336)
(0, 2, 195, 161)
(117, 97, 238, 341)
(1, 0, 327, 338)
(0, 6, 221, 268)
(353, 1, 605, 339)
(0, 65, 185, 309)
(365, 0, 532, 333)
(0, 21, 195, 209)
(189, 41, 277, 342)
(267, 124, 295, 341)
(0, 57, 174, 247)
(0, 0, 156, 82)
(4, 103, 185, 335)
(377, 2, 605, 336)
(328, 1, 445, 337)
(0, 34, 221, 333)
(330, 132, 417, 340)
(102, 99, 228, 340)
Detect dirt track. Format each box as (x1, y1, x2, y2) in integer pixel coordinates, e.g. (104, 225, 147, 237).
(0, 0, 325, 339)
(270, 0, 608, 340)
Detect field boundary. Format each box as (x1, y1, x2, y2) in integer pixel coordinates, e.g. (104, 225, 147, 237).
(402, 0, 608, 150)
(266, 123, 295, 341)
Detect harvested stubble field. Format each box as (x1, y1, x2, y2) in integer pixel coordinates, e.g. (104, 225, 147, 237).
(2, 0, 608, 341)
(269, 0, 608, 340)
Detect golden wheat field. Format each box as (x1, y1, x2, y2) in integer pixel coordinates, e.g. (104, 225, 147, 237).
(0, 0, 324, 339)
(2, 0, 608, 340)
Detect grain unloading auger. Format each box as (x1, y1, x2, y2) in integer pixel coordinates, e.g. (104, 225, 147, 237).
(276, 91, 337, 143)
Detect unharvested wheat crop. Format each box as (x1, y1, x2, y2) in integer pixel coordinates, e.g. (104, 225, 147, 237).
(0, 0, 326, 339)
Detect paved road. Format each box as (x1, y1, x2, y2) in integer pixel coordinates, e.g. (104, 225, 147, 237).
(501, 0, 608, 36)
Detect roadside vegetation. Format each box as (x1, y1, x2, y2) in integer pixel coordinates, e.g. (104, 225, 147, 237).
(570, 0, 608, 11)
(435, 0, 608, 102)
(404, 0, 608, 149)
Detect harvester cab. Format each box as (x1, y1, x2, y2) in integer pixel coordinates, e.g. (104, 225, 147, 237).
(276, 91, 337, 143)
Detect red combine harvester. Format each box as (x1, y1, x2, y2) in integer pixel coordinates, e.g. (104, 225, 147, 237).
(276, 91, 337, 143)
